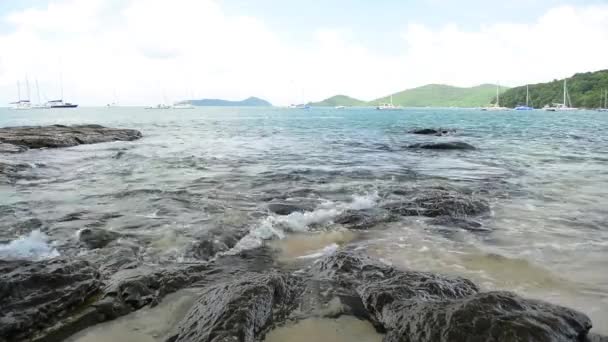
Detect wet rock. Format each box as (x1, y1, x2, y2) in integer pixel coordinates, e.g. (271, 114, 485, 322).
(267, 202, 311, 215)
(410, 128, 454, 136)
(0, 124, 142, 151)
(383, 291, 593, 342)
(185, 226, 248, 260)
(427, 216, 488, 232)
(383, 188, 490, 218)
(0, 142, 27, 153)
(167, 272, 303, 342)
(408, 141, 476, 150)
(80, 246, 140, 277)
(0, 258, 101, 342)
(0, 161, 30, 184)
(334, 209, 395, 230)
(78, 227, 122, 249)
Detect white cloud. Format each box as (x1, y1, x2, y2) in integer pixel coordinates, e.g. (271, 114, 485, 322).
(0, 1, 607, 105)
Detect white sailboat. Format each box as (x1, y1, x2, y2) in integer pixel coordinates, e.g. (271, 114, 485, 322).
(482, 84, 509, 111)
(544, 79, 577, 111)
(598, 89, 608, 112)
(376, 95, 402, 110)
(9, 80, 32, 110)
(31, 79, 49, 109)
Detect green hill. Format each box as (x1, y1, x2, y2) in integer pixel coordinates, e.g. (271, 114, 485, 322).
(499, 70, 608, 109)
(372, 84, 507, 107)
(309, 95, 367, 107)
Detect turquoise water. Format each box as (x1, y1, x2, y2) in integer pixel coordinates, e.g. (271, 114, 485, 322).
(1, 106, 607, 333)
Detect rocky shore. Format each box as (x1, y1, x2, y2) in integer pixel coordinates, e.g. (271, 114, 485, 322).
(1, 126, 607, 341)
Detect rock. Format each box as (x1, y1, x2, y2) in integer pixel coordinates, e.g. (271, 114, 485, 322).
(588, 334, 608, 342)
(0, 161, 30, 184)
(167, 272, 303, 342)
(383, 291, 593, 342)
(185, 226, 248, 261)
(408, 141, 476, 150)
(78, 228, 122, 249)
(427, 216, 488, 232)
(0, 124, 142, 151)
(334, 209, 395, 230)
(383, 188, 490, 218)
(410, 128, 454, 136)
(0, 258, 101, 342)
(0, 142, 27, 153)
(267, 202, 310, 215)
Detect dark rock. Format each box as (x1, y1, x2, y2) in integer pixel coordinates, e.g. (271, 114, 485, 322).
(0, 161, 30, 184)
(383, 188, 490, 218)
(334, 209, 395, 230)
(167, 272, 303, 342)
(410, 128, 454, 136)
(408, 141, 476, 150)
(0, 124, 142, 151)
(267, 202, 310, 215)
(0, 258, 101, 342)
(427, 216, 488, 232)
(185, 226, 248, 261)
(80, 246, 141, 277)
(0, 142, 27, 153)
(78, 228, 122, 249)
(383, 291, 593, 342)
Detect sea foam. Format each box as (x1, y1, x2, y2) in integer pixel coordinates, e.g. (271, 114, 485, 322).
(0, 230, 59, 261)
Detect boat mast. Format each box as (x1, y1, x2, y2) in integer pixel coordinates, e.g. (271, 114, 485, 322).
(25, 75, 31, 102)
(17, 81, 21, 102)
(496, 84, 500, 107)
(526, 84, 529, 107)
(36, 79, 41, 106)
(390, 95, 393, 106)
(563, 79, 567, 107)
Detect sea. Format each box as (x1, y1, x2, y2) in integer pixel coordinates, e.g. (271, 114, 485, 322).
(1, 106, 607, 337)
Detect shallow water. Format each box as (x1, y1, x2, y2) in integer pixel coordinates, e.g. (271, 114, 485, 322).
(1, 106, 607, 333)
(264, 316, 383, 342)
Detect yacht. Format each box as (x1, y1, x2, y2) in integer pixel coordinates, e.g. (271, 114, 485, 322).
(515, 85, 533, 110)
(9, 80, 32, 110)
(544, 79, 577, 111)
(288, 104, 310, 109)
(47, 99, 78, 108)
(335, 105, 346, 109)
(172, 103, 195, 109)
(482, 84, 509, 111)
(597, 89, 608, 112)
(376, 95, 402, 110)
(145, 104, 171, 110)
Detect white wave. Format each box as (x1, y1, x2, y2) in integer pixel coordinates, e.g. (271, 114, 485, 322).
(0, 230, 59, 261)
(229, 192, 380, 253)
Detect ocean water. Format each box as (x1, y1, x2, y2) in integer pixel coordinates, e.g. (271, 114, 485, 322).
(1, 106, 608, 334)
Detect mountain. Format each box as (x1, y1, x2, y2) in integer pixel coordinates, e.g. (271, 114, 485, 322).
(309, 95, 367, 107)
(372, 84, 507, 107)
(189, 96, 272, 107)
(499, 70, 608, 109)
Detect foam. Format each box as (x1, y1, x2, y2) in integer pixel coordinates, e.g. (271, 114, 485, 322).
(230, 192, 379, 253)
(0, 230, 59, 260)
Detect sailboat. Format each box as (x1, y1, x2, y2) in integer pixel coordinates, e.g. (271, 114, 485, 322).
(598, 89, 608, 112)
(31, 79, 49, 109)
(47, 72, 78, 108)
(515, 85, 533, 110)
(9, 80, 31, 110)
(543, 79, 577, 111)
(482, 84, 509, 111)
(376, 95, 402, 110)
(146, 90, 172, 109)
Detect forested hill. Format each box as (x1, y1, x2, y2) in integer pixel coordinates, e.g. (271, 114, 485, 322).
(499, 70, 608, 108)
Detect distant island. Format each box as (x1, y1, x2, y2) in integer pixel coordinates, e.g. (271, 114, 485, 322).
(499, 69, 608, 108)
(188, 96, 272, 107)
(309, 84, 508, 108)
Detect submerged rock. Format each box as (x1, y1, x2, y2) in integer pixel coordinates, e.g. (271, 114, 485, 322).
(0, 161, 30, 184)
(79, 227, 122, 249)
(334, 209, 395, 230)
(267, 202, 311, 215)
(408, 141, 476, 150)
(167, 272, 302, 342)
(383, 188, 490, 218)
(185, 226, 248, 261)
(0, 142, 27, 153)
(0, 124, 142, 151)
(410, 128, 454, 136)
(427, 216, 488, 232)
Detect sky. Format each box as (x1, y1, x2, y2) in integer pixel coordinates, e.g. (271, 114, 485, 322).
(0, 0, 607, 106)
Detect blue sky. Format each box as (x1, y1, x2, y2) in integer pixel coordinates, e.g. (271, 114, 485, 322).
(0, 0, 607, 105)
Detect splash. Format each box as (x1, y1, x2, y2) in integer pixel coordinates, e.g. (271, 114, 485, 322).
(0, 230, 59, 261)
